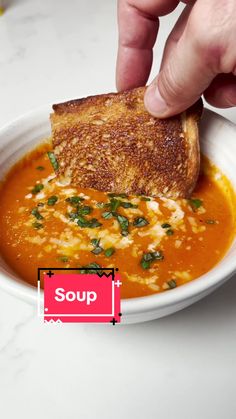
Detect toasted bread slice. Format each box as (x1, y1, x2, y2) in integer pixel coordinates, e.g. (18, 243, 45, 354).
(51, 87, 202, 198)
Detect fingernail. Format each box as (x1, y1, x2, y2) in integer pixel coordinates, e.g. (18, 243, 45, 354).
(144, 82, 168, 117)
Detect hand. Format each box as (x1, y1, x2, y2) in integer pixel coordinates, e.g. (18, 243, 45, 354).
(116, 0, 236, 117)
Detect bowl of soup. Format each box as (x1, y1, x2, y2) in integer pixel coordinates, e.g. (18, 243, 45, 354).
(0, 106, 235, 323)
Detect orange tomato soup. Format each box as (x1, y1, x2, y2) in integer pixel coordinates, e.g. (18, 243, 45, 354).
(0, 145, 235, 298)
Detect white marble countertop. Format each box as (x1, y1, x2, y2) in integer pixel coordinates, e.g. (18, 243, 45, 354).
(0, 1, 236, 418)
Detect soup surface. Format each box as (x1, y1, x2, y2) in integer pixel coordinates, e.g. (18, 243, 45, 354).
(0, 145, 234, 298)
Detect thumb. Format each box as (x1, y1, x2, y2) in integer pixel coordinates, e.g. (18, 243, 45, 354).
(144, 29, 216, 117)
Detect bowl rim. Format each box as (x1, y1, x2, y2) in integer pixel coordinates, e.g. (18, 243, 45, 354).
(0, 106, 236, 315)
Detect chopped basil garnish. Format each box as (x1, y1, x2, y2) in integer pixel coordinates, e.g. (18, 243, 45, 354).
(141, 197, 151, 201)
(110, 198, 121, 212)
(141, 260, 151, 269)
(189, 198, 203, 210)
(161, 223, 174, 235)
(166, 229, 174, 236)
(68, 204, 92, 221)
(117, 214, 129, 236)
(76, 215, 88, 227)
(78, 205, 92, 215)
(66, 196, 85, 205)
(77, 217, 102, 228)
(101, 197, 137, 216)
(47, 151, 59, 171)
(67, 212, 78, 220)
(161, 223, 171, 229)
(120, 202, 138, 209)
(91, 247, 103, 255)
(102, 211, 113, 219)
(96, 202, 106, 208)
(206, 219, 216, 225)
(151, 251, 164, 260)
(31, 207, 44, 220)
(167, 279, 177, 289)
(104, 247, 115, 257)
(79, 263, 102, 274)
(31, 183, 44, 195)
(36, 166, 45, 171)
(140, 251, 164, 269)
(108, 193, 128, 198)
(47, 196, 58, 206)
(133, 217, 149, 227)
(59, 256, 69, 263)
(32, 221, 43, 230)
(91, 238, 101, 247)
(91, 238, 103, 254)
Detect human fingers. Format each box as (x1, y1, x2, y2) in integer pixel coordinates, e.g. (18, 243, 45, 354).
(204, 73, 236, 108)
(160, 5, 192, 70)
(116, 0, 179, 91)
(145, 0, 236, 117)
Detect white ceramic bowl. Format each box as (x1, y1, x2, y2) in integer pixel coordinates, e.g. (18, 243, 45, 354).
(0, 107, 236, 323)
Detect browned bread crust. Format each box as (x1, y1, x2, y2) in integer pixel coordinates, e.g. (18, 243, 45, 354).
(51, 87, 202, 198)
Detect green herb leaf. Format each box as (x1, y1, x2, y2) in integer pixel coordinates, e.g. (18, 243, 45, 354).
(47, 151, 59, 171)
(68, 206, 92, 220)
(141, 197, 151, 201)
(141, 260, 151, 269)
(47, 195, 58, 206)
(166, 229, 174, 236)
(78, 205, 92, 216)
(189, 198, 203, 210)
(77, 217, 102, 228)
(76, 215, 89, 227)
(104, 247, 115, 257)
(110, 198, 121, 212)
(89, 218, 102, 228)
(59, 256, 69, 263)
(91, 247, 103, 255)
(91, 238, 101, 247)
(151, 251, 164, 260)
(31, 183, 44, 195)
(161, 223, 171, 229)
(96, 202, 106, 208)
(140, 251, 164, 269)
(120, 202, 138, 209)
(117, 214, 129, 235)
(31, 207, 44, 220)
(79, 262, 102, 274)
(36, 166, 45, 171)
(67, 211, 78, 220)
(102, 211, 113, 219)
(32, 221, 43, 230)
(108, 193, 128, 198)
(109, 198, 138, 210)
(91, 238, 103, 255)
(133, 217, 149, 227)
(167, 279, 177, 289)
(66, 196, 85, 205)
(142, 253, 154, 262)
